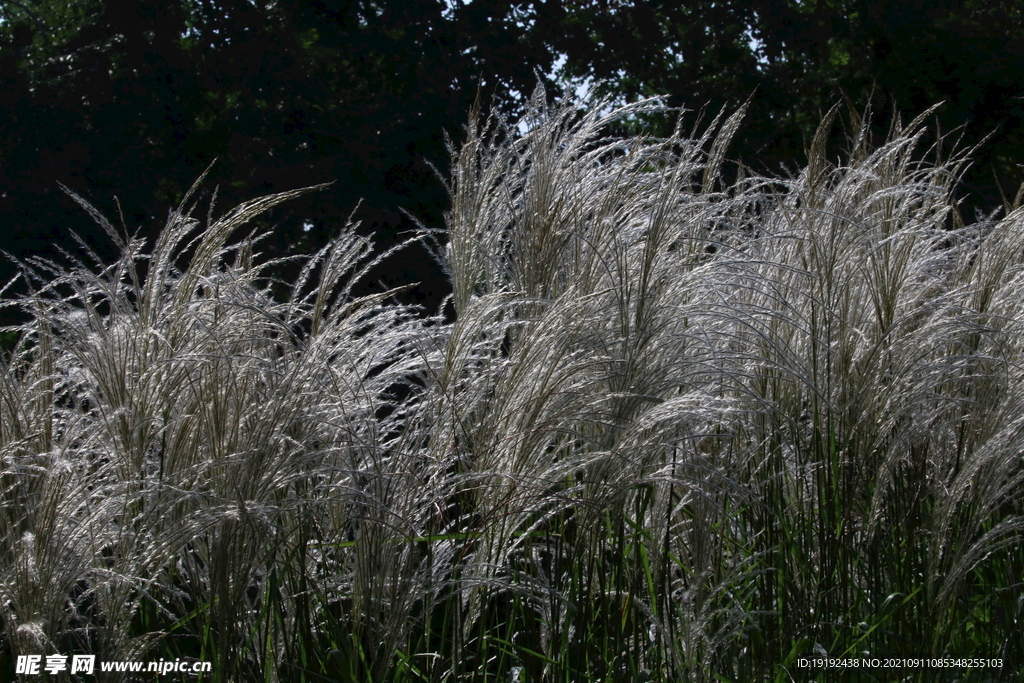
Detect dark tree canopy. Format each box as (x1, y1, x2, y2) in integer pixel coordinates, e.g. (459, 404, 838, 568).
(0, 0, 555, 312)
(543, 0, 1024, 209)
(1, 0, 1022, 317)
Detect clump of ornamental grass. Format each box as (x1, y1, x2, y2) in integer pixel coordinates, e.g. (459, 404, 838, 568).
(711, 104, 1024, 678)
(0, 170, 441, 682)
(2, 86, 1023, 683)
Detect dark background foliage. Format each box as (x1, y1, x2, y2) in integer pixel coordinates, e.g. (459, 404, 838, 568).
(1, 0, 1022, 316)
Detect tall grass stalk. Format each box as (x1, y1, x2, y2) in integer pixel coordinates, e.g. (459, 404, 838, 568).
(2, 88, 1022, 682)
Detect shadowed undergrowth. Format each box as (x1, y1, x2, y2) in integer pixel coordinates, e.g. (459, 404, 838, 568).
(2, 88, 1022, 682)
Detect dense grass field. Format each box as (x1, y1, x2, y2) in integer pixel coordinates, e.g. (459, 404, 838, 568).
(2, 90, 1022, 682)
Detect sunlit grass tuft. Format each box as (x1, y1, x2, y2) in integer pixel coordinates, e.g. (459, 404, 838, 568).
(2, 88, 1022, 682)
